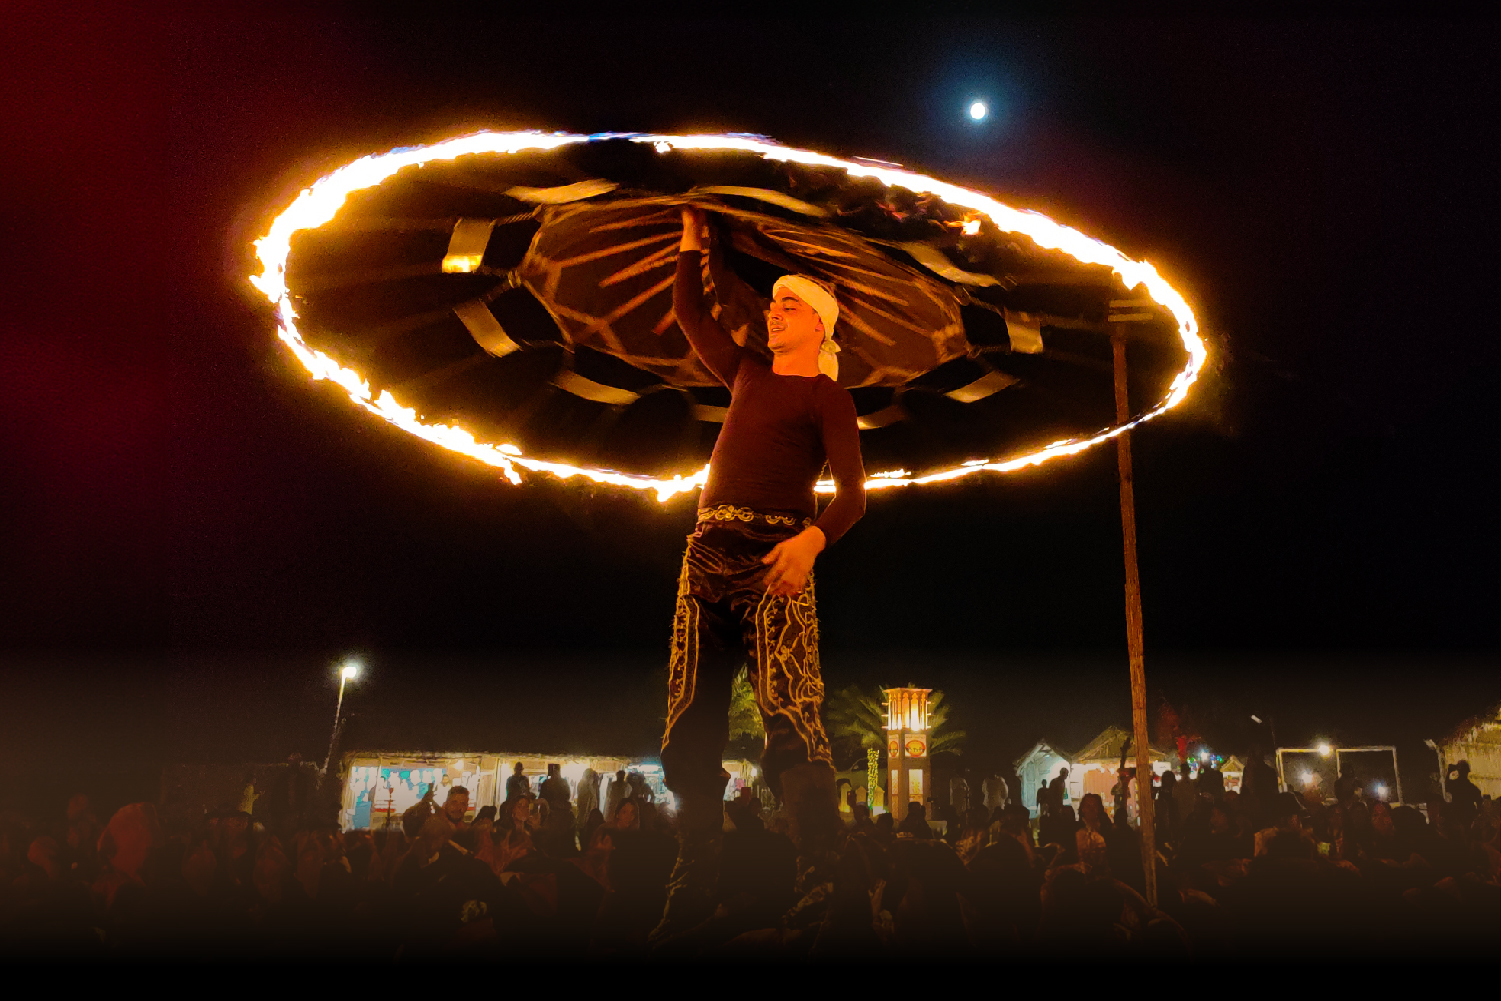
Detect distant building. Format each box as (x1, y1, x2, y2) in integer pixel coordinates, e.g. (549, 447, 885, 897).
(1069, 726, 1174, 821)
(337, 750, 760, 830)
(1013, 739, 1072, 816)
(1436, 702, 1501, 800)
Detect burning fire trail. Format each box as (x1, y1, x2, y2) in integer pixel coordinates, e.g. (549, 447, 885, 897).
(251, 131, 1206, 502)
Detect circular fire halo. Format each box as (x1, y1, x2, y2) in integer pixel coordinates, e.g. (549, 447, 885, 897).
(251, 132, 1206, 502)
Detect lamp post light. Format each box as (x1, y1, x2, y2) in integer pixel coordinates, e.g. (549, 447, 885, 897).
(884, 686, 931, 823)
(323, 659, 360, 775)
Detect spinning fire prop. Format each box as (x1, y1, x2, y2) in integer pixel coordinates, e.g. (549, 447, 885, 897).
(251, 131, 1205, 500)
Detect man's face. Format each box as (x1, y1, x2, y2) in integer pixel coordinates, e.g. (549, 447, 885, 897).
(444, 791, 469, 823)
(766, 292, 823, 356)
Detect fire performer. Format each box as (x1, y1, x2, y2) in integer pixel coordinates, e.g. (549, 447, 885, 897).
(656, 207, 866, 930)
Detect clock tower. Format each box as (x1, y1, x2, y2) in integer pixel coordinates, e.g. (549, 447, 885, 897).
(885, 686, 932, 823)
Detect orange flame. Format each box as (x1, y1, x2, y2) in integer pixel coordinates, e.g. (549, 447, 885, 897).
(251, 131, 1206, 502)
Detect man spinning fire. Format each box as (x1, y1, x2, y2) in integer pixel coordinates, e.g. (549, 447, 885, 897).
(655, 207, 867, 932)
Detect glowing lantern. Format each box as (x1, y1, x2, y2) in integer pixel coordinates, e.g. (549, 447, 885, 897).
(885, 686, 932, 822)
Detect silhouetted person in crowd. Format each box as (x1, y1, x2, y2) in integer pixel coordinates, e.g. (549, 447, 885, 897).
(1447, 761, 1483, 826)
(1110, 766, 1135, 832)
(1041, 805, 1078, 865)
(1039, 774, 1077, 852)
(581, 808, 606, 853)
(955, 807, 990, 864)
(539, 765, 576, 855)
(897, 802, 933, 839)
(982, 773, 1008, 812)
(441, 786, 472, 850)
(1047, 768, 1070, 815)
(1366, 800, 1400, 861)
(392, 812, 504, 956)
(60, 794, 99, 876)
(1172, 759, 1198, 834)
(1198, 766, 1225, 803)
(540, 764, 570, 809)
(1077, 793, 1111, 842)
(849, 802, 875, 838)
(493, 794, 537, 872)
(505, 762, 530, 804)
(966, 830, 1041, 949)
(1255, 792, 1313, 858)
(576, 768, 600, 834)
(9, 833, 97, 956)
(1156, 769, 1178, 843)
(687, 792, 798, 946)
(1180, 802, 1239, 867)
(1240, 743, 1280, 830)
(950, 775, 970, 815)
(605, 770, 628, 821)
(401, 784, 438, 839)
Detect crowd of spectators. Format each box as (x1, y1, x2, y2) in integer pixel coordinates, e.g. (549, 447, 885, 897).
(1, 757, 1496, 960)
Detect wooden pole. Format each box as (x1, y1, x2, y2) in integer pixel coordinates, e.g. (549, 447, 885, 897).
(1113, 331, 1157, 908)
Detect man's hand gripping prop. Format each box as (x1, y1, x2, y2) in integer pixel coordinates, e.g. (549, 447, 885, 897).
(762, 525, 825, 597)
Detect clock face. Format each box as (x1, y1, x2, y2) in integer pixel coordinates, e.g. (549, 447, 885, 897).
(906, 738, 926, 758)
(888, 738, 900, 756)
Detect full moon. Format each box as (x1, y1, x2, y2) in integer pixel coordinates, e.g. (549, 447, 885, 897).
(968, 100, 988, 121)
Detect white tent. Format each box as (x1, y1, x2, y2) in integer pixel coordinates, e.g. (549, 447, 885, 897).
(1014, 739, 1072, 816)
(1437, 702, 1501, 800)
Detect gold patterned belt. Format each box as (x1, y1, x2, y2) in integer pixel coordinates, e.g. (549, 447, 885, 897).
(696, 504, 811, 529)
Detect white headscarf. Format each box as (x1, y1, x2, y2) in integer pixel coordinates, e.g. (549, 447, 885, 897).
(771, 274, 840, 380)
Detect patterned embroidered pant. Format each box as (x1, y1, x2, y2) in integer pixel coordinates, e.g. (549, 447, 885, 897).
(660, 510, 834, 803)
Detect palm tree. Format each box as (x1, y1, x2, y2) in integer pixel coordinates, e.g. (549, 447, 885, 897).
(925, 691, 966, 756)
(824, 684, 965, 770)
(727, 666, 764, 755)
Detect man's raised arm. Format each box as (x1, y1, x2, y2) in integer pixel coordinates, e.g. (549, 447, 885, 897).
(673, 207, 743, 387)
(811, 383, 867, 547)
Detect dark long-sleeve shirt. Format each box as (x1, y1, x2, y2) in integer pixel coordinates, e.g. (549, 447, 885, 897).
(673, 251, 866, 545)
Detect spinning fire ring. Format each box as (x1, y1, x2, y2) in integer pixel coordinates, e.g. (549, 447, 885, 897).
(250, 132, 1205, 502)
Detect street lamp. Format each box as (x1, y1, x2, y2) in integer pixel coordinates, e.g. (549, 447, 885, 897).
(323, 658, 361, 774)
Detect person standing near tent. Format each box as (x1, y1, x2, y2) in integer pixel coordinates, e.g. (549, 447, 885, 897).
(602, 769, 627, 822)
(655, 206, 867, 932)
(1447, 761, 1482, 826)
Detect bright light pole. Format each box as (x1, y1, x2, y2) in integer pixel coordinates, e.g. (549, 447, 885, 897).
(323, 659, 361, 775)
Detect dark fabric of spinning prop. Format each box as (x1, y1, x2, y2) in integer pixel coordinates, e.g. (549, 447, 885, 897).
(282, 139, 1186, 477)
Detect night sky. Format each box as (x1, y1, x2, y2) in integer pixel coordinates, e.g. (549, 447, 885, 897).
(2, 9, 1495, 804)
